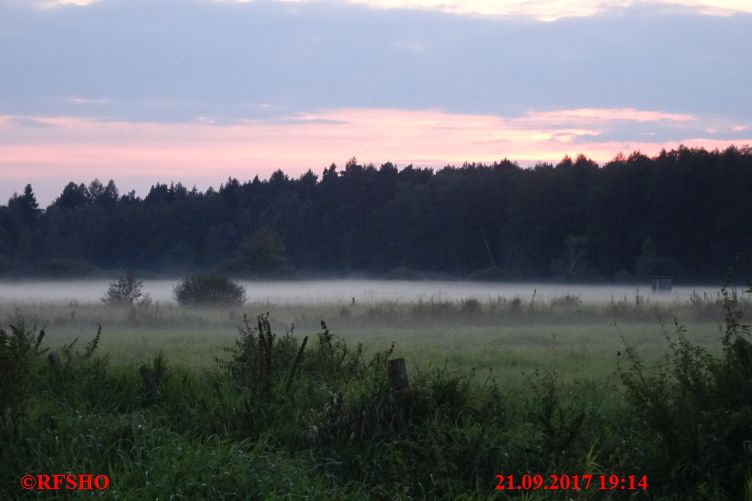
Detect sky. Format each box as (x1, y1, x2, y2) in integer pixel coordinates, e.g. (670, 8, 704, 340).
(0, 0, 751, 204)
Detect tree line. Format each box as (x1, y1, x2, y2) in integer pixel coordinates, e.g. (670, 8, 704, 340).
(1, 145, 751, 282)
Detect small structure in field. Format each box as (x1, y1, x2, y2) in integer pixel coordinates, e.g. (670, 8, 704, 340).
(651, 276, 673, 292)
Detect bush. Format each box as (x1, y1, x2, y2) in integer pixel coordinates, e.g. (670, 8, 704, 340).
(102, 272, 144, 306)
(0, 315, 47, 436)
(173, 274, 246, 306)
(618, 284, 752, 497)
(225, 316, 372, 401)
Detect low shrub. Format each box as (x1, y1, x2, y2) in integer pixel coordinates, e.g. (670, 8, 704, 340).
(173, 274, 246, 306)
(102, 272, 144, 306)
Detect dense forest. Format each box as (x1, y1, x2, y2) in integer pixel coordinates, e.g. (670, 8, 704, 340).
(1, 145, 751, 282)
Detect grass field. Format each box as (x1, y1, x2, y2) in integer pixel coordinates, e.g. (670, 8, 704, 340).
(1, 292, 750, 499)
(2, 296, 729, 383)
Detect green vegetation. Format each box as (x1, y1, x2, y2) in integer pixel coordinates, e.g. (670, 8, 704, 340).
(618, 287, 752, 498)
(1, 290, 751, 498)
(101, 272, 144, 306)
(173, 274, 246, 306)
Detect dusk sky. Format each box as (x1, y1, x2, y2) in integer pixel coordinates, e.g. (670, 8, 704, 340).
(1, 0, 751, 204)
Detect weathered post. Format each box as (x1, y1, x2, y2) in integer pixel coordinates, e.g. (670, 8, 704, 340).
(388, 358, 409, 390)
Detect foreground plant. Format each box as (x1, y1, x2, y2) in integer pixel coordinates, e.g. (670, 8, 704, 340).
(0, 314, 47, 438)
(618, 284, 752, 497)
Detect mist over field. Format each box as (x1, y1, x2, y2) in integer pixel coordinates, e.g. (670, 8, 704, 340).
(0, 279, 732, 305)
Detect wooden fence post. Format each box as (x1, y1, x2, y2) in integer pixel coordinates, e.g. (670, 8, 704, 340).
(388, 358, 409, 390)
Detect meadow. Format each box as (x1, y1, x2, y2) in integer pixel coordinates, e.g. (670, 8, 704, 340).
(1, 288, 751, 499)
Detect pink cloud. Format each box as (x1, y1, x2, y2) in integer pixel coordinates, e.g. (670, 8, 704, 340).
(0, 108, 749, 203)
(522, 108, 696, 124)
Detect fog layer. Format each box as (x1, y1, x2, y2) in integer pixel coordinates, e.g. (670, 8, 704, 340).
(0, 279, 730, 305)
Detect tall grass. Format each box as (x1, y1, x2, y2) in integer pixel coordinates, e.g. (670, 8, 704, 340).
(0, 287, 750, 498)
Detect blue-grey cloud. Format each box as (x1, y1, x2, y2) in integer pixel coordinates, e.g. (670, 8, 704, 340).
(570, 119, 752, 144)
(4, 117, 57, 128)
(0, 0, 750, 123)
